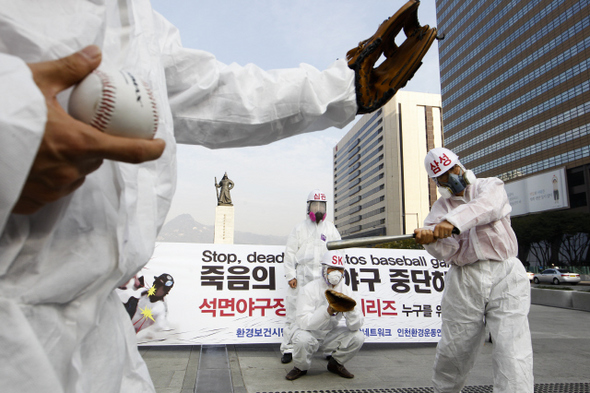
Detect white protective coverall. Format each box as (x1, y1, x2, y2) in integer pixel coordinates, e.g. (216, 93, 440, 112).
(423, 177, 533, 393)
(291, 278, 364, 371)
(281, 218, 341, 354)
(0, 2, 357, 392)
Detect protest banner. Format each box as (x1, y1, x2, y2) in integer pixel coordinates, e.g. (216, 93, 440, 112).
(120, 243, 449, 345)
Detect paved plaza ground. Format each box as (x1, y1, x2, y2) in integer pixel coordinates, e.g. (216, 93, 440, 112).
(141, 301, 590, 393)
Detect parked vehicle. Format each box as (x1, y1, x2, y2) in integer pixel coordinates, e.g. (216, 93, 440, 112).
(532, 269, 581, 285)
(526, 271, 535, 282)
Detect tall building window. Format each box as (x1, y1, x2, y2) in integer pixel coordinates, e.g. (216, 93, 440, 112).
(436, 0, 590, 181)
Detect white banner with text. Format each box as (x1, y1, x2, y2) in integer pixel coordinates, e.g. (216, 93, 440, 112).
(125, 242, 449, 345)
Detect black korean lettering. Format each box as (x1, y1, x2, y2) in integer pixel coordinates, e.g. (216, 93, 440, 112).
(227, 266, 250, 290)
(411, 270, 432, 294)
(252, 266, 276, 290)
(200, 266, 225, 290)
(389, 269, 410, 293)
(359, 268, 381, 292)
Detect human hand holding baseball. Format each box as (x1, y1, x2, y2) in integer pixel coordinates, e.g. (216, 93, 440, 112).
(13, 45, 166, 215)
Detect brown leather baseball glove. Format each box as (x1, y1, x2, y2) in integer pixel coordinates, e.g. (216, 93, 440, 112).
(346, 0, 438, 114)
(325, 288, 357, 312)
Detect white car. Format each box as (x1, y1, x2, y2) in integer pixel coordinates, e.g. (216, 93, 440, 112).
(533, 269, 581, 285)
(526, 271, 535, 282)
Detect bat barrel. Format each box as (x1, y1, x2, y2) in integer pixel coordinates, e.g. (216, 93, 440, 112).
(326, 234, 416, 250)
(325, 228, 460, 250)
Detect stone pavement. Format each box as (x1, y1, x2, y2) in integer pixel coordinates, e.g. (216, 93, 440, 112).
(140, 304, 590, 393)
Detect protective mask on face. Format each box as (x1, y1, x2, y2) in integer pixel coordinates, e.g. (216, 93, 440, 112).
(326, 270, 343, 285)
(437, 186, 454, 199)
(437, 168, 476, 198)
(309, 211, 324, 223)
(308, 201, 327, 223)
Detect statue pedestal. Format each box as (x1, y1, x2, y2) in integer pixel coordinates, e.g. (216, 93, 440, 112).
(214, 205, 235, 244)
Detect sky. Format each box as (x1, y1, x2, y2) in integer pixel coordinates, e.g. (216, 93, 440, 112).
(151, 0, 441, 238)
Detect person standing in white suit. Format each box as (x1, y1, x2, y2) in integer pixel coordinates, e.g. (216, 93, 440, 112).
(414, 147, 534, 393)
(280, 189, 341, 363)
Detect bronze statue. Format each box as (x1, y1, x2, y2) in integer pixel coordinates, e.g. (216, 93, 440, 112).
(215, 173, 234, 206)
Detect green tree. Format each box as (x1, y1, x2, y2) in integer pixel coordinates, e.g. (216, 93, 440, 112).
(512, 211, 590, 266)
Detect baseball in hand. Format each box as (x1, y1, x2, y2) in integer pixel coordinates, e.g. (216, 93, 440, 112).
(68, 68, 159, 139)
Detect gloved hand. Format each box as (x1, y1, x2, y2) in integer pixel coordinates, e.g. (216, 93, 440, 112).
(325, 289, 356, 312)
(346, 0, 438, 114)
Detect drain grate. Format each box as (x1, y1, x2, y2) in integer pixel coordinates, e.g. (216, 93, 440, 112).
(257, 383, 590, 393)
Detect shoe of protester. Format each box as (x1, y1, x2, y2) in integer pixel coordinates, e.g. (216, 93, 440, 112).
(285, 367, 307, 380)
(281, 353, 293, 364)
(327, 357, 354, 378)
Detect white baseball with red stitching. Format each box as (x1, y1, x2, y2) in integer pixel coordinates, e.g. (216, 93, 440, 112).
(68, 68, 159, 139)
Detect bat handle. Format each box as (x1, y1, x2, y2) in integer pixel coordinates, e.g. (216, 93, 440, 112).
(413, 227, 459, 235)
(413, 227, 460, 238)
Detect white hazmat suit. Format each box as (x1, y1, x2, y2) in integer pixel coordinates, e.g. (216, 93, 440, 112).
(0, 1, 358, 392)
(291, 277, 364, 371)
(281, 217, 341, 355)
(284, 219, 342, 285)
(423, 177, 534, 393)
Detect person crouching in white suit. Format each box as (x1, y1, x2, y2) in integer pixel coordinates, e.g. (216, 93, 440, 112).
(285, 250, 364, 380)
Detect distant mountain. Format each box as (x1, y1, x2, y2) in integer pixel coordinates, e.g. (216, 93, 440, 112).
(157, 214, 288, 245)
(234, 230, 288, 246)
(157, 214, 213, 243)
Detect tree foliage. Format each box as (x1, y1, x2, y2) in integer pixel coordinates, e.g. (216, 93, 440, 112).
(511, 211, 590, 266)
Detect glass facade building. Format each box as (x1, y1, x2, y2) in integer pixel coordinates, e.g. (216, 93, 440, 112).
(333, 92, 443, 239)
(436, 0, 590, 212)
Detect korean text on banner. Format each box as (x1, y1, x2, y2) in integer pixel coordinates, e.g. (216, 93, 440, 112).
(129, 243, 449, 345)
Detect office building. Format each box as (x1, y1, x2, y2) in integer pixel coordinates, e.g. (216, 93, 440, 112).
(333, 91, 443, 239)
(436, 0, 590, 213)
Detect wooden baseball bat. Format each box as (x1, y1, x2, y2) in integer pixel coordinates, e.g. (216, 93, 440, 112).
(327, 234, 415, 250)
(326, 228, 460, 250)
